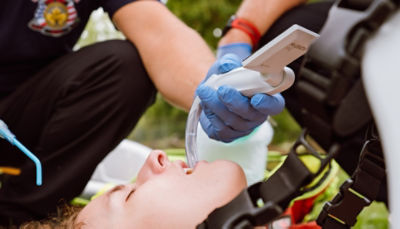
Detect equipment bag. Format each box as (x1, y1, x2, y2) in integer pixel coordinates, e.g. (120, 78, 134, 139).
(198, 0, 398, 228)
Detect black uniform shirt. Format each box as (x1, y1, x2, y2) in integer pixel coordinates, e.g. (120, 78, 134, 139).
(0, 0, 136, 93)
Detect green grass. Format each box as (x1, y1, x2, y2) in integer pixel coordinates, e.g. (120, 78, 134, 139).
(355, 202, 388, 229)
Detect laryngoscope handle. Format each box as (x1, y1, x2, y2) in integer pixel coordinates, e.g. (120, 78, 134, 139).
(185, 67, 294, 168)
(185, 24, 320, 168)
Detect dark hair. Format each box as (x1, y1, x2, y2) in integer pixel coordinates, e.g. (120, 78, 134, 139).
(20, 205, 83, 229)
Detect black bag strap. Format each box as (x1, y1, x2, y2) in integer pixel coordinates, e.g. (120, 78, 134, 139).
(286, 0, 397, 153)
(317, 139, 386, 228)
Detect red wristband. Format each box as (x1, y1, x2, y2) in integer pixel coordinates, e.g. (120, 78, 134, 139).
(230, 17, 261, 47)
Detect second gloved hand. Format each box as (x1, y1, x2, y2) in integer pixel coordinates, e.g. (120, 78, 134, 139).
(197, 53, 285, 143)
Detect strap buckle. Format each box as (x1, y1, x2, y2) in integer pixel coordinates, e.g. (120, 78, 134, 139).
(317, 179, 371, 227)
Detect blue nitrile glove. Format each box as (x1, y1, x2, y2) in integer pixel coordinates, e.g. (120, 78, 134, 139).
(217, 43, 252, 61)
(197, 51, 285, 143)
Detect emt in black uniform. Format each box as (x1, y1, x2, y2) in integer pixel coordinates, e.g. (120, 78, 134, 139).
(0, 0, 284, 225)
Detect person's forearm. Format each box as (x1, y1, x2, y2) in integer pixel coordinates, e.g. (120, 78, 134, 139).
(219, 0, 307, 47)
(113, 1, 215, 111)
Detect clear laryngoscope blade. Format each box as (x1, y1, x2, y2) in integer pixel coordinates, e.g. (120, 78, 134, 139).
(185, 25, 319, 168)
(185, 96, 202, 168)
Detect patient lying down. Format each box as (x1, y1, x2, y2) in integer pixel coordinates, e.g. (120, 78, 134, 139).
(22, 150, 247, 228)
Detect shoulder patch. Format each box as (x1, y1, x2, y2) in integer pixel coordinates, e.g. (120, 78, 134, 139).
(28, 0, 80, 37)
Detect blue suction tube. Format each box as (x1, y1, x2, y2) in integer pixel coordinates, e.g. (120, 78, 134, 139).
(0, 120, 42, 186)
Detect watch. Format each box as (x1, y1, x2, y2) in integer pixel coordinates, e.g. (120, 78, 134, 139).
(222, 15, 261, 47)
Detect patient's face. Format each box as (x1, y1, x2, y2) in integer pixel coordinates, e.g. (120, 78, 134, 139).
(76, 150, 247, 228)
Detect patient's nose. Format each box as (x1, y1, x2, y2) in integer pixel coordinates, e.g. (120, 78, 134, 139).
(151, 150, 169, 169)
(136, 150, 170, 185)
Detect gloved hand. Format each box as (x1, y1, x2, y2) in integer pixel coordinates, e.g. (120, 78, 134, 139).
(197, 45, 285, 143)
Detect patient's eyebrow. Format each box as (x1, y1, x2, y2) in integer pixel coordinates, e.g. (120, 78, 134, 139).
(106, 185, 125, 198)
(110, 185, 124, 193)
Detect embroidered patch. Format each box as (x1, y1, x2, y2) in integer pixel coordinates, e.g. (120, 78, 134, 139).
(28, 0, 80, 37)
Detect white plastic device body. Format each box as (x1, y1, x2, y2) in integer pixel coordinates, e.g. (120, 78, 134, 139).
(185, 24, 320, 168)
(362, 9, 400, 227)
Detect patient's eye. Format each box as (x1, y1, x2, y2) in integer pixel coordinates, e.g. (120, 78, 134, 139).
(125, 189, 136, 202)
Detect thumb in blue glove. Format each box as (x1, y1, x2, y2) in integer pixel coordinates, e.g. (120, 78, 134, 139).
(197, 51, 285, 143)
(217, 43, 252, 61)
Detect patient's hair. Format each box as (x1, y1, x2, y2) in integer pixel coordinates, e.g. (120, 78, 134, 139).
(19, 205, 83, 229)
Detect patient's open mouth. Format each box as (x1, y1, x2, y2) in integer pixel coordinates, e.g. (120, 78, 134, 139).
(183, 168, 193, 175)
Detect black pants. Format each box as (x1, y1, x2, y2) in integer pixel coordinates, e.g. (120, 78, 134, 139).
(0, 40, 156, 225)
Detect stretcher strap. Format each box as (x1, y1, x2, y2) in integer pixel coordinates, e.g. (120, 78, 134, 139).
(257, 153, 313, 209)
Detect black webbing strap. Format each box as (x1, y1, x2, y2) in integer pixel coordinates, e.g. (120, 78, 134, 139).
(317, 140, 386, 228)
(258, 152, 312, 208)
(340, 0, 374, 10)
